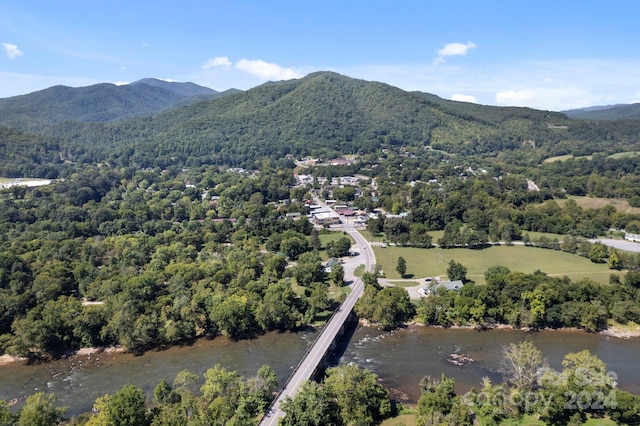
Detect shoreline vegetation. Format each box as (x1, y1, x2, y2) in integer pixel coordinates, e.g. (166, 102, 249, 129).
(2, 321, 638, 367)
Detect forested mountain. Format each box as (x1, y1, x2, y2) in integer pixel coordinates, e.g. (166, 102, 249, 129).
(2, 71, 640, 172)
(131, 78, 217, 97)
(563, 103, 640, 120)
(0, 79, 234, 132)
(17, 72, 576, 168)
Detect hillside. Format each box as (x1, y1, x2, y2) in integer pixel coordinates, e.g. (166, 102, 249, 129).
(563, 103, 640, 120)
(2, 72, 640, 171)
(0, 79, 233, 131)
(41, 72, 583, 167)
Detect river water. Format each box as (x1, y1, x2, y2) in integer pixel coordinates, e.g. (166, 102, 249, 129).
(1, 326, 638, 417)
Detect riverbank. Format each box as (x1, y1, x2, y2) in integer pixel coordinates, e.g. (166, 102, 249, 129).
(358, 318, 640, 339)
(0, 346, 126, 366)
(0, 355, 26, 366)
(1, 320, 638, 367)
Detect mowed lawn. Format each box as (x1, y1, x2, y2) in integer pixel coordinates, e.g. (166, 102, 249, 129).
(373, 244, 625, 285)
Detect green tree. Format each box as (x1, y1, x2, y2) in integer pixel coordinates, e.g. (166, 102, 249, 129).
(280, 236, 310, 260)
(325, 236, 351, 258)
(588, 242, 608, 263)
(396, 256, 407, 277)
(309, 229, 322, 250)
(17, 392, 65, 426)
(371, 287, 416, 330)
(417, 375, 456, 419)
(104, 385, 148, 426)
(0, 400, 15, 426)
(329, 263, 345, 286)
(323, 364, 391, 425)
(447, 260, 468, 282)
(280, 381, 338, 426)
(153, 379, 173, 404)
(417, 375, 470, 425)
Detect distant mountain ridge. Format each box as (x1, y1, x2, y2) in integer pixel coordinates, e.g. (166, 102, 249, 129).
(39, 71, 575, 167)
(563, 103, 640, 120)
(0, 78, 238, 132)
(3, 71, 640, 172)
(131, 78, 217, 97)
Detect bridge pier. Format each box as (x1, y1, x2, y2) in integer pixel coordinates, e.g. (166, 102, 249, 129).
(311, 311, 360, 381)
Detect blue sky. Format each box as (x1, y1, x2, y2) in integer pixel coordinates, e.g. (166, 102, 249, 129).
(1, 0, 639, 110)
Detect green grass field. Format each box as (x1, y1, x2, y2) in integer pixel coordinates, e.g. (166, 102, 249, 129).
(522, 231, 569, 241)
(360, 230, 385, 242)
(554, 195, 640, 214)
(373, 244, 624, 285)
(543, 154, 593, 163)
(607, 151, 640, 160)
(380, 414, 418, 426)
(545, 152, 628, 163)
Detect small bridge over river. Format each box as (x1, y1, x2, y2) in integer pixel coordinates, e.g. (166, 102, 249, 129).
(259, 226, 374, 426)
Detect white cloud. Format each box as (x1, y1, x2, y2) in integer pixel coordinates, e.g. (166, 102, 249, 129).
(332, 58, 640, 110)
(435, 41, 476, 64)
(235, 59, 302, 80)
(495, 89, 537, 106)
(2, 42, 23, 59)
(495, 87, 597, 110)
(202, 56, 232, 70)
(451, 94, 477, 103)
(114, 81, 129, 86)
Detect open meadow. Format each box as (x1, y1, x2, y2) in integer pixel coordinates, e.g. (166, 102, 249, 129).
(373, 244, 624, 285)
(554, 195, 640, 214)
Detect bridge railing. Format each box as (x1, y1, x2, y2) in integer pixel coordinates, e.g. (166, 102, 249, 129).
(258, 278, 362, 424)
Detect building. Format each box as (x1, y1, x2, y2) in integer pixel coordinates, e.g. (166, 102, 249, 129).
(624, 233, 640, 242)
(417, 280, 464, 297)
(312, 211, 340, 225)
(324, 258, 341, 273)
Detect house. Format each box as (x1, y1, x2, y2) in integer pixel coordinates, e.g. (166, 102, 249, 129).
(324, 258, 341, 273)
(417, 280, 464, 297)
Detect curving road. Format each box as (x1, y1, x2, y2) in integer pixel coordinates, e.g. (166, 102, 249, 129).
(259, 224, 375, 426)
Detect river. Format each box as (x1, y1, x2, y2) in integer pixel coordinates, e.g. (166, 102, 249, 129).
(0, 326, 638, 417)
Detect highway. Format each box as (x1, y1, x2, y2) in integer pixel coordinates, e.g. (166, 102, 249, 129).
(259, 223, 375, 426)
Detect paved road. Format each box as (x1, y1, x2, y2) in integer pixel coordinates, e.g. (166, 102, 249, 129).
(259, 224, 375, 426)
(589, 238, 640, 253)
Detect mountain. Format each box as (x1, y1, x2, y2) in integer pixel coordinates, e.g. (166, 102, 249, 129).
(0, 79, 238, 132)
(563, 103, 640, 120)
(130, 78, 217, 97)
(42, 71, 575, 167)
(4, 71, 640, 171)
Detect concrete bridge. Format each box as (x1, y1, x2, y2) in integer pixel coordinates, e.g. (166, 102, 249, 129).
(259, 226, 375, 426)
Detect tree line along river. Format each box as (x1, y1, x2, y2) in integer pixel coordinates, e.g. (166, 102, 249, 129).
(0, 326, 638, 417)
